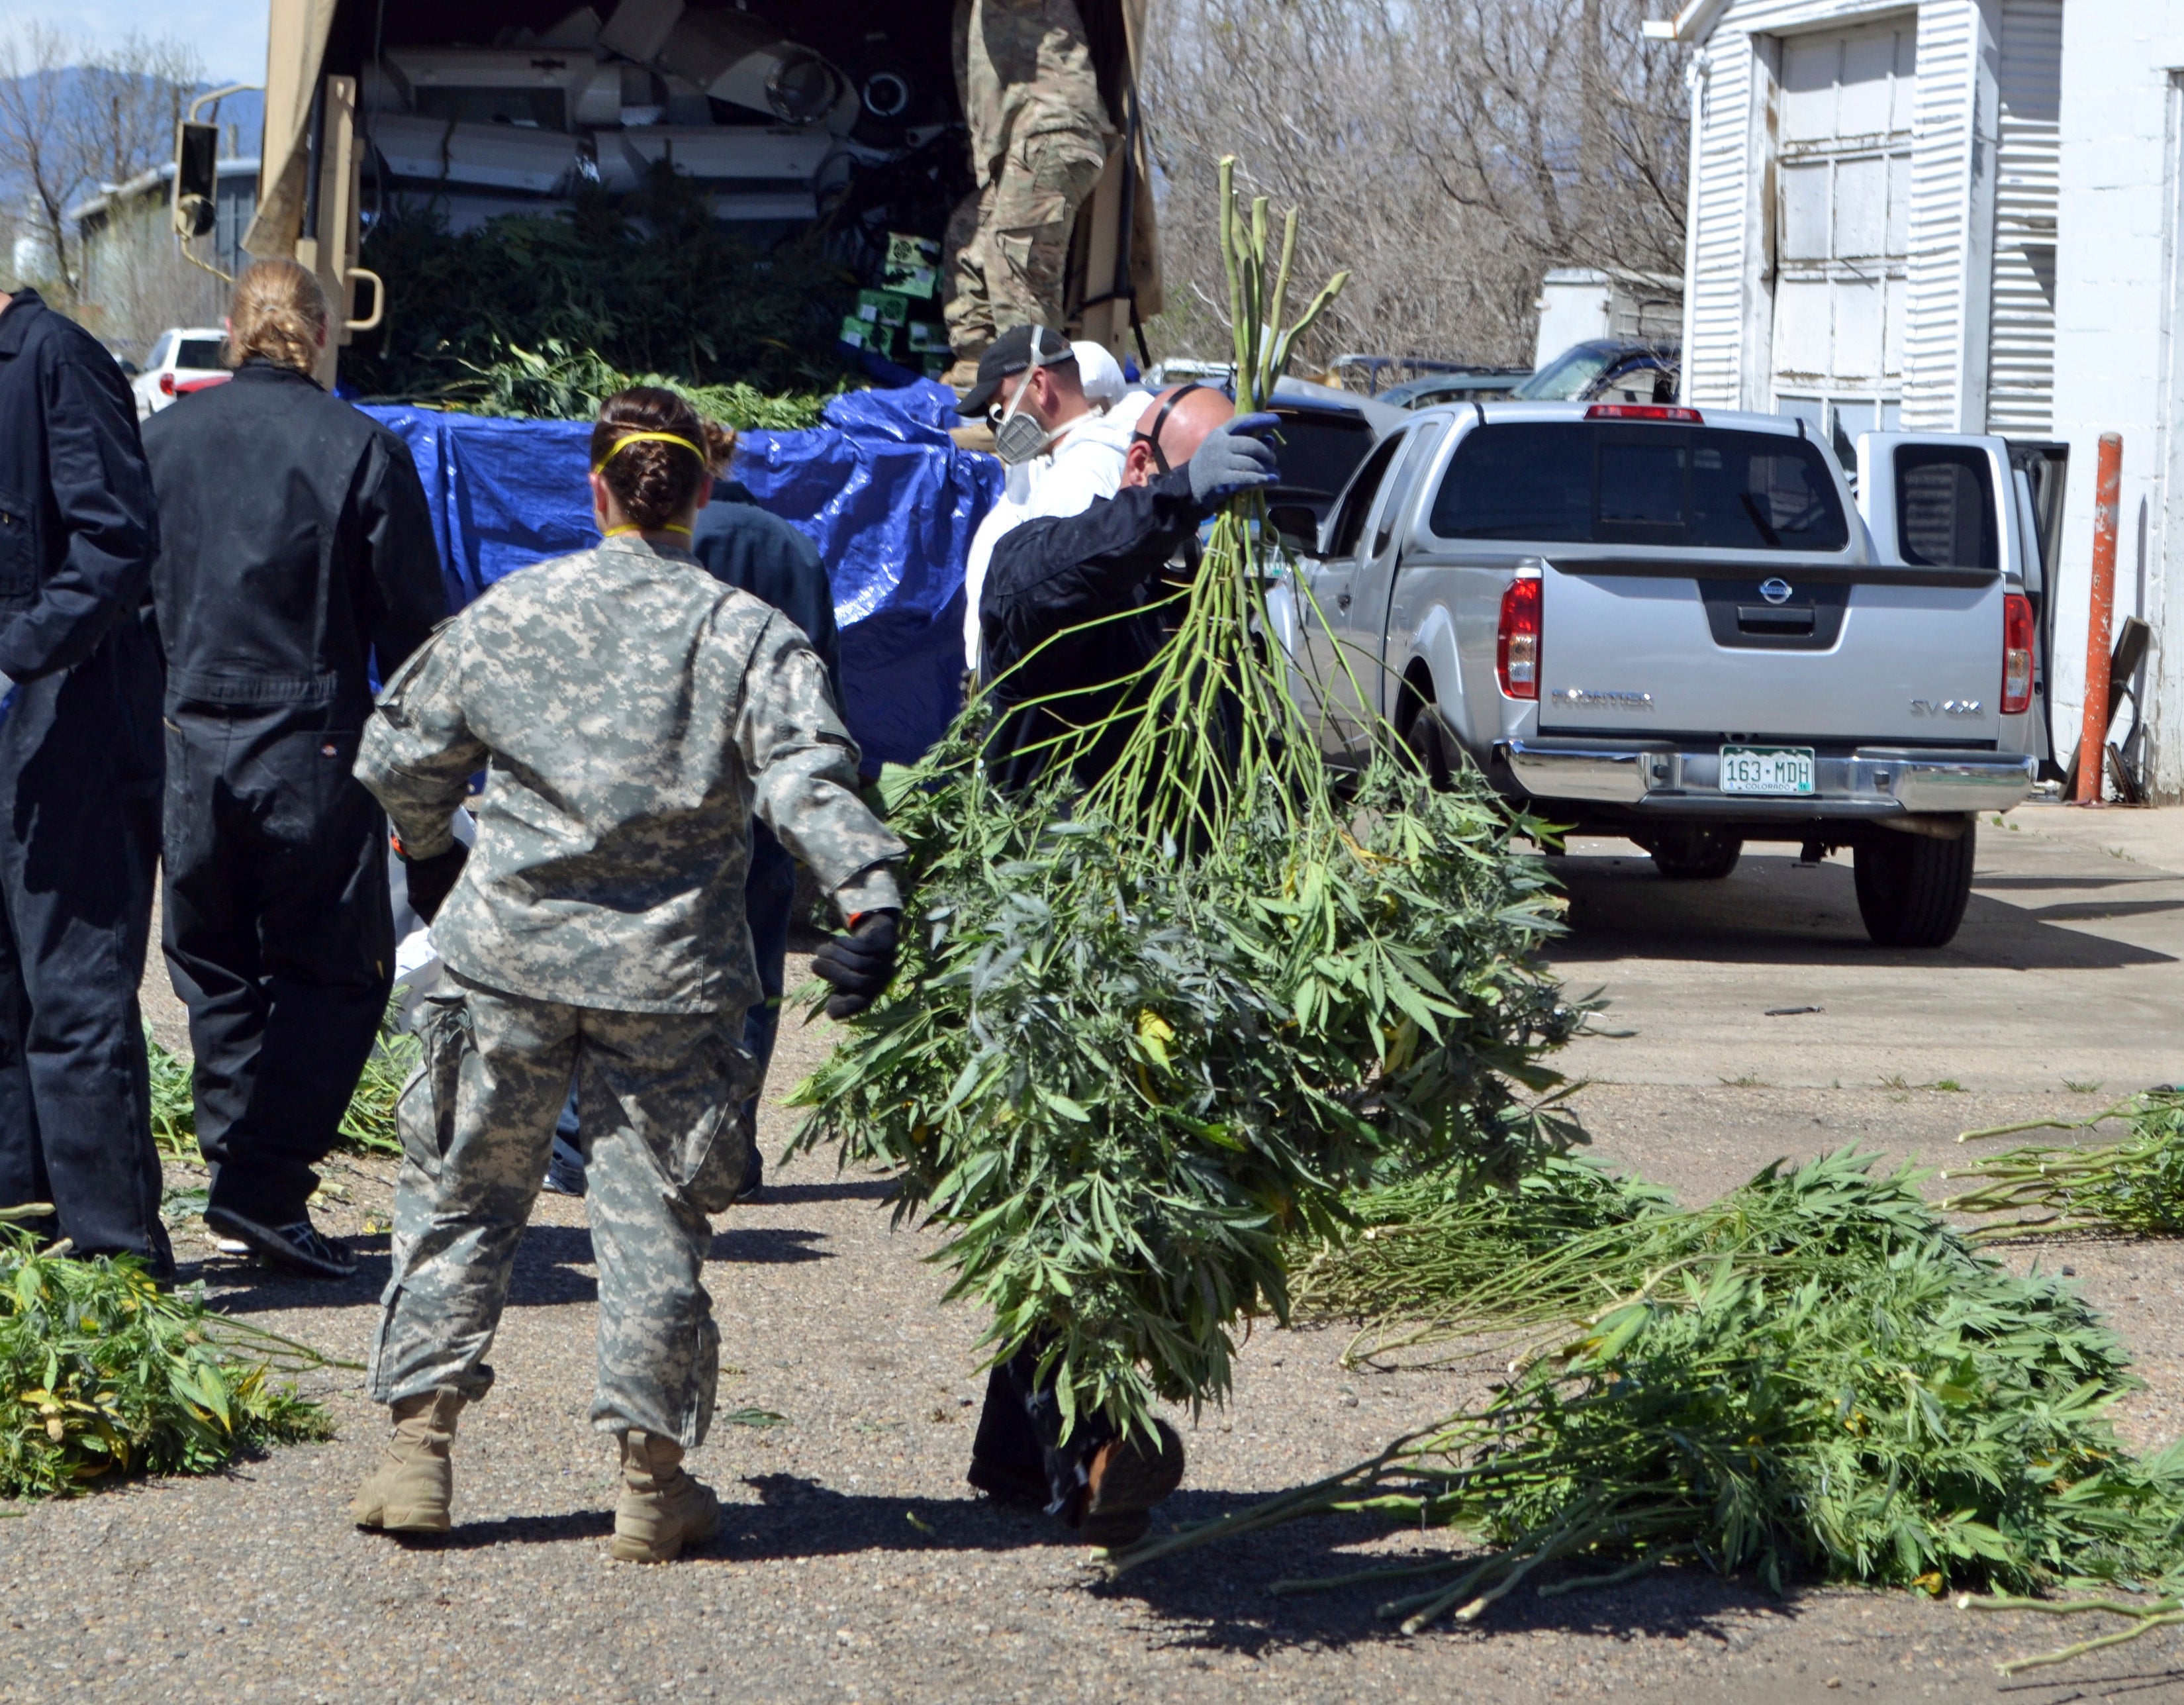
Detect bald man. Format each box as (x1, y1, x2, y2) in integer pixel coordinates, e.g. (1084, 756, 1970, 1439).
(979, 385, 1279, 797)
(965, 385, 1279, 1547)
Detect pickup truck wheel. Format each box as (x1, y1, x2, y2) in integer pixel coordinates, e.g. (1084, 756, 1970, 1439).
(1403, 706, 1456, 790)
(1648, 827, 1742, 881)
(1853, 825, 1976, 948)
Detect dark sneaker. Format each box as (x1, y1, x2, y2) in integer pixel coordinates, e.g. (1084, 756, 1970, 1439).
(203, 1207, 357, 1279)
(965, 1454, 1049, 1508)
(1078, 1420, 1184, 1549)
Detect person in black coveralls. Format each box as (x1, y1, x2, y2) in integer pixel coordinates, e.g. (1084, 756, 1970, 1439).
(143, 260, 450, 1279)
(0, 285, 171, 1275)
(968, 381, 1280, 1546)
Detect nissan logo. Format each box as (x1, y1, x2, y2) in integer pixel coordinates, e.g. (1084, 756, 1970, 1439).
(1759, 577, 1794, 605)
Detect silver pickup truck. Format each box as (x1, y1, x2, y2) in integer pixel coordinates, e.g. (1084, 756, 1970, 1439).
(1271, 401, 2054, 950)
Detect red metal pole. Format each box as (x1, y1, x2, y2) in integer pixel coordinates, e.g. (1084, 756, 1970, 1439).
(2074, 432, 2123, 804)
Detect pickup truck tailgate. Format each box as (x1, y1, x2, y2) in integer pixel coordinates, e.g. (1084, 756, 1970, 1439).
(1536, 561, 2004, 742)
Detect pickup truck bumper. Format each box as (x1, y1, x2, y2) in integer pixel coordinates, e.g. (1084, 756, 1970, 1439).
(1497, 740, 2036, 818)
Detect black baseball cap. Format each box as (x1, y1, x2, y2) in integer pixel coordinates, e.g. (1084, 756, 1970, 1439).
(955, 324, 1075, 415)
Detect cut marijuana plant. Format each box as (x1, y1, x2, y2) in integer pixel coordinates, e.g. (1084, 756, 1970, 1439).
(1941, 1091, 2184, 1240)
(1112, 1150, 2184, 1639)
(0, 1211, 336, 1496)
(791, 160, 1580, 1441)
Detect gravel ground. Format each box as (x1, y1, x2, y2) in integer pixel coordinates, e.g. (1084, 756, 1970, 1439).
(9, 891, 2181, 1700)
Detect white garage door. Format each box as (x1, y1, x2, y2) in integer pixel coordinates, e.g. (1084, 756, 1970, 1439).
(1770, 17, 1918, 445)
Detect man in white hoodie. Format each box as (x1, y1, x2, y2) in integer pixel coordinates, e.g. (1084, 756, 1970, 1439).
(957, 327, 1148, 676)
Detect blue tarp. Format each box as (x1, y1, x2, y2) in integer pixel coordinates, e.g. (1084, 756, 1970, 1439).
(361, 379, 997, 769)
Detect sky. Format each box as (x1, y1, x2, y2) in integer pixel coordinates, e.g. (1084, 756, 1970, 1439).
(0, 0, 269, 85)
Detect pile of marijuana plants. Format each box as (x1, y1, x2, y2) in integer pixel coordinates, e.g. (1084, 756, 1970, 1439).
(432, 340, 839, 430)
(0, 1212, 332, 1496)
(344, 164, 855, 406)
(792, 162, 1580, 1441)
(1114, 1149, 2184, 1636)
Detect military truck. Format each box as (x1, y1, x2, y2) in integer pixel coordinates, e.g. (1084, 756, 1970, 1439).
(183, 0, 1159, 387)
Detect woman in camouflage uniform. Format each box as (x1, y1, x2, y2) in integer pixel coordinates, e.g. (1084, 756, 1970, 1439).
(348, 389, 904, 1561)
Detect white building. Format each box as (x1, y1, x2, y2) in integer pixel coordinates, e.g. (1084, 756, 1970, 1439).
(1652, 0, 2184, 798)
(1530, 268, 1685, 369)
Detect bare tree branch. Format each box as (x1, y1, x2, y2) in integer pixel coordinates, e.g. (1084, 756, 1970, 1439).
(1143, 0, 1689, 368)
(0, 24, 204, 310)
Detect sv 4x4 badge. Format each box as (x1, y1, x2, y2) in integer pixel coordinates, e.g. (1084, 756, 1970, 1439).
(1910, 698, 1983, 716)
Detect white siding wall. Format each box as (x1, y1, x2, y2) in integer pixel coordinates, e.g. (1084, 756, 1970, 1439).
(1685, 0, 2011, 432)
(1681, 37, 1759, 406)
(1899, 0, 1995, 429)
(2051, 3, 2184, 799)
(1984, 0, 2062, 432)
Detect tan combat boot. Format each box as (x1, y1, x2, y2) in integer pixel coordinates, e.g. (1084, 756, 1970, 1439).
(350, 1390, 464, 1534)
(610, 1429, 720, 1563)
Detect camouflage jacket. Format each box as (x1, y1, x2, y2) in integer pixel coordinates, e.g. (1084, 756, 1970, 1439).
(953, 0, 1112, 170)
(356, 534, 904, 1016)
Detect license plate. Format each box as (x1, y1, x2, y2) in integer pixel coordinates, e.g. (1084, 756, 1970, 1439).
(1719, 745, 1815, 795)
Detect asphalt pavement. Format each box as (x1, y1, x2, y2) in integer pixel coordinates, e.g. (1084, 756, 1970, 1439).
(3, 800, 2180, 1704)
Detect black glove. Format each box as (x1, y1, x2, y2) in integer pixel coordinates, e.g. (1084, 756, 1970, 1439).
(398, 841, 469, 925)
(812, 909, 900, 1020)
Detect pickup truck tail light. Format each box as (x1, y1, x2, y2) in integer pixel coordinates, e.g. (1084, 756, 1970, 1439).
(2001, 592, 2034, 715)
(1497, 575, 1541, 699)
(158, 371, 177, 396)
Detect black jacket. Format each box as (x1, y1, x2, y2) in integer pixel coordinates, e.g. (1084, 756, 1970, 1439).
(690, 479, 840, 703)
(0, 289, 160, 688)
(142, 359, 445, 719)
(979, 468, 1206, 791)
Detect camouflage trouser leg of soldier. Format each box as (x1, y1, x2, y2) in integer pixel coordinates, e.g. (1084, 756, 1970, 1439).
(579, 1002, 754, 1443)
(369, 973, 756, 1448)
(984, 123, 1109, 334)
(943, 183, 1000, 356)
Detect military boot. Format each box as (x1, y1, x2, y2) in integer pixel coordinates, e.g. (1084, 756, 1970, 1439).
(610, 1430, 720, 1563)
(350, 1390, 464, 1534)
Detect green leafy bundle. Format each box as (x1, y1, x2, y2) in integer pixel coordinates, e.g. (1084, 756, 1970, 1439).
(0, 1216, 334, 1496)
(436, 339, 839, 430)
(343, 166, 856, 406)
(1942, 1092, 2184, 1240)
(790, 162, 1580, 1441)
(1112, 1150, 2184, 1629)
(1290, 1153, 1670, 1326)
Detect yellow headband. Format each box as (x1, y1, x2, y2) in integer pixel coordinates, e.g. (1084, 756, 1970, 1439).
(593, 430, 707, 475)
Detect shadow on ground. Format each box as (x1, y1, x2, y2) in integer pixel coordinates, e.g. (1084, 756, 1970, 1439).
(1546, 852, 2175, 969)
(194, 1218, 840, 1314)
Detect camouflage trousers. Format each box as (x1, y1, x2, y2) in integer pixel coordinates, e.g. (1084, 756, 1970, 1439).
(945, 120, 1110, 354)
(367, 971, 756, 1446)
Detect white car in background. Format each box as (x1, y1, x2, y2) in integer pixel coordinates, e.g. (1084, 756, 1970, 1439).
(131, 327, 228, 418)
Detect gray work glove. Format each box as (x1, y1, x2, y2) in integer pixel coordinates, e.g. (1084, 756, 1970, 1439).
(1187, 412, 1281, 507)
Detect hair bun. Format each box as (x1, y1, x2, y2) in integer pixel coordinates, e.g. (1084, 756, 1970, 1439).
(589, 388, 735, 532)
